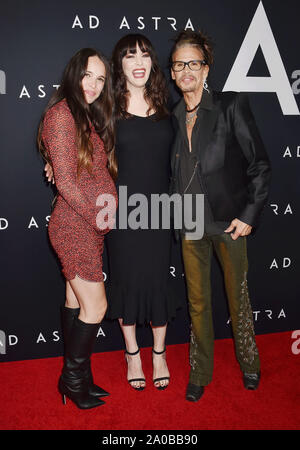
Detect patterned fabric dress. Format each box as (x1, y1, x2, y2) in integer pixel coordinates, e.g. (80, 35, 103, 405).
(42, 99, 117, 282)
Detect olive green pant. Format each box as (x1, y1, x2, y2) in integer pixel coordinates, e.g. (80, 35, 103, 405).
(182, 233, 260, 386)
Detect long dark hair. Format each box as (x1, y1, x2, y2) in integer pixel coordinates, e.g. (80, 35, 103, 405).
(170, 30, 214, 67)
(111, 34, 169, 120)
(37, 48, 117, 180)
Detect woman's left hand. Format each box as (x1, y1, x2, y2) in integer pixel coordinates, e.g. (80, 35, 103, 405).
(44, 163, 55, 184)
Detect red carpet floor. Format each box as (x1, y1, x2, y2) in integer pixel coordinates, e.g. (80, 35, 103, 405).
(0, 331, 299, 430)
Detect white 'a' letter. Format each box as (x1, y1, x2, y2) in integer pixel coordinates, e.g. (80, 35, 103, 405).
(72, 15, 83, 29)
(223, 1, 299, 115)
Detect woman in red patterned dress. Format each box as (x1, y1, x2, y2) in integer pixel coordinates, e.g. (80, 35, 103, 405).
(38, 48, 117, 409)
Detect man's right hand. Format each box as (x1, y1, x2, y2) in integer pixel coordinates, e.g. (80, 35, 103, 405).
(44, 163, 55, 184)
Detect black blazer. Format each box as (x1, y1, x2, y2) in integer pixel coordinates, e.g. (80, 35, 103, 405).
(170, 91, 271, 228)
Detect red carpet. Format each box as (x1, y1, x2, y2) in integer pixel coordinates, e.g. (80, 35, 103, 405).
(0, 331, 299, 430)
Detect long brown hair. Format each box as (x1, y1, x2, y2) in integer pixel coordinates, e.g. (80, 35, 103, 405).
(37, 48, 117, 180)
(111, 34, 169, 120)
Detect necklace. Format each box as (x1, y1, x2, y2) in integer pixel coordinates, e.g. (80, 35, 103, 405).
(186, 101, 201, 113)
(185, 108, 198, 125)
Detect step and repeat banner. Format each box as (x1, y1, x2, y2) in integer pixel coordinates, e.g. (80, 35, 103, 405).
(0, 0, 299, 361)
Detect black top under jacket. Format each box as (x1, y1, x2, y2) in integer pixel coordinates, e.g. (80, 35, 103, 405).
(177, 89, 230, 236)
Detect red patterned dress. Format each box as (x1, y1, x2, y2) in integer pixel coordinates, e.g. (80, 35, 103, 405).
(42, 99, 117, 282)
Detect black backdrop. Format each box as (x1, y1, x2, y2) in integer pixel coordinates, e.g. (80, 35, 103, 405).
(0, 0, 299, 362)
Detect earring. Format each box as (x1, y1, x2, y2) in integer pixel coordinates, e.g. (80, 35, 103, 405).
(203, 79, 209, 93)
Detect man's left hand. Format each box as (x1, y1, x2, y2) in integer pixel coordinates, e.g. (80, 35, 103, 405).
(224, 218, 252, 240)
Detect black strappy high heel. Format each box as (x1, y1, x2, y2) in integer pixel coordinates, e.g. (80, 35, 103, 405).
(124, 348, 146, 391)
(152, 347, 170, 390)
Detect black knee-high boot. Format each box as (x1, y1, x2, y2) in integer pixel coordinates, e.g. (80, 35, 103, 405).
(59, 317, 105, 409)
(61, 306, 109, 398)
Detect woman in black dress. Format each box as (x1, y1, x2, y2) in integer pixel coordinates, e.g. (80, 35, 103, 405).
(105, 34, 182, 390)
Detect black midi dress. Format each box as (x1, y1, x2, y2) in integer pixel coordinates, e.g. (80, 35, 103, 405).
(105, 113, 182, 326)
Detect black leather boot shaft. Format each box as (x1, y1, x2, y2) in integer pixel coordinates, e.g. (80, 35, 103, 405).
(59, 317, 104, 409)
(61, 306, 109, 398)
(61, 306, 80, 346)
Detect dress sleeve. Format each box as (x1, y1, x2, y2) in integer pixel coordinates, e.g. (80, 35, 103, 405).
(42, 103, 101, 232)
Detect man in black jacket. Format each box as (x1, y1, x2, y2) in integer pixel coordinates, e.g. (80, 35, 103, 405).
(170, 31, 271, 401)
